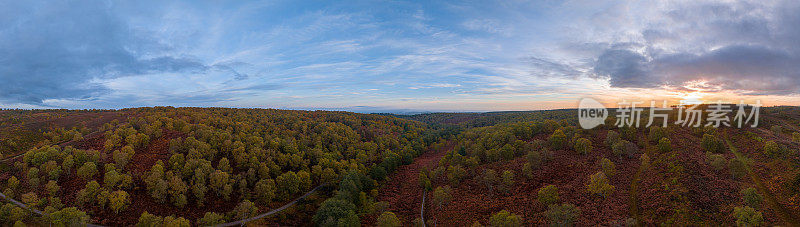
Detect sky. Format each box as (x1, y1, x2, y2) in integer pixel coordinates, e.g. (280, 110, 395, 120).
(2, 0, 800, 112)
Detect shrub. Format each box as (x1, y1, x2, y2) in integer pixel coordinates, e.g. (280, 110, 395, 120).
(640, 153, 650, 169)
(526, 150, 542, 169)
(573, 138, 592, 155)
(733, 206, 763, 227)
(376, 211, 402, 227)
(701, 134, 725, 154)
(198, 212, 225, 226)
(522, 163, 534, 179)
(77, 162, 98, 180)
(480, 169, 498, 194)
(537, 185, 559, 206)
(174, 194, 187, 209)
(793, 132, 800, 143)
(600, 158, 616, 177)
(707, 153, 727, 171)
(546, 203, 581, 227)
(489, 210, 522, 227)
(587, 172, 614, 197)
(729, 159, 748, 180)
(763, 141, 783, 157)
(648, 126, 666, 143)
(741, 187, 763, 208)
(501, 170, 514, 191)
(771, 125, 783, 134)
(657, 138, 671, 153)
(605, 131, 620, 146)
(611, 140, 637, 158)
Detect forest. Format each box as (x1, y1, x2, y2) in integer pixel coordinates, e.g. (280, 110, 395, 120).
(0, 106, 799, 226)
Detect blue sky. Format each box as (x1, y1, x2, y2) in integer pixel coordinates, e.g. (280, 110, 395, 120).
(2, 0, 800, 111)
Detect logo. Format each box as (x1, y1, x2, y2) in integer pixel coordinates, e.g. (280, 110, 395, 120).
(578, 98, 608, 129)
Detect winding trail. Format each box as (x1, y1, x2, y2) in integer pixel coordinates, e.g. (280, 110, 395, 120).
(367, 142, 450, 225)
(725, 138, 800, 227)
(215, 184, 325, 227)
(0, 190, 104, 227)
(0, 183, 324, 227)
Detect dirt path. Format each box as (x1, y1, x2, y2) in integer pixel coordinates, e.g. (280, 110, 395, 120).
(364, 142, 451, 225)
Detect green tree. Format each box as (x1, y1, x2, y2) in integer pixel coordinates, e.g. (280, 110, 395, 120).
(209, 170, 230, 197)
(313, 198, 360, 227)
(605, 131, 620, 146)
(546, 203, 581, 227)
(276, 171, 300, 198)
(254, 179, 276, 203)
(573, 138, 592, 155)
(763, 141, 783, 157)
(701, 134, 725, 154)
(77, 162, 98, 180)
(733, 206, 763, 227)
(657, 138, 671, 153)
(526, 150, 542, 169)
(7, 176, 19, 191)
(198, 212, 225, 226)
(49, 207, 89, 226)
(418, 172, 432, 191)
(501, 170, 514, 192)
(537, 185, 559, 206)
(108, 190, 130, 214)
(741, 187, 763, 208)
(648, 126, 666, 143)
(163, 216, 190, 227)
(611, 140, 636, 158)
(729, 159, 748, 180)
(600, 158, 616, 177)
(137, 211, 163, 227)
(447, 165, 467, 184)
(480, 169, 497, 195)
(232, 200, 258, 220)
(548, 130, 567, 150)
(586, 172, 614, 197)
(45, 180, 60, 196)
(218, 158, 231, 173)
(433, 186, 453, 210)
(376, 211, 402, 227)
(489, 210, 522, 227)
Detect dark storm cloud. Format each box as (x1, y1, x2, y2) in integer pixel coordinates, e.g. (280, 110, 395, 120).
(590, 1, 800, 95)
(595, 45, 800, 94)
(0, 1, 207, 104)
